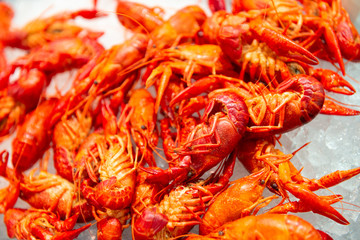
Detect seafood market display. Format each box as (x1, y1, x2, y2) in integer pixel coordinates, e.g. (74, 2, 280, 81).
(1, 0, 360, 239)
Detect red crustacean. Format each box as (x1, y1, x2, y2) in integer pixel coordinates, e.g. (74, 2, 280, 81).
(0, 35, 104, 105)
(199, 167, 275, 235)
(125, 88, 159, 167)
(7, 36, 104, 73)
(50, 32, 149, 126)
(145, 43, 235, 112)
(1, 36, 105, 88)
(238, 74, 325, 137)
(0, 68, 46, 141)
(116, 0, 165, 33)
(235, 40, 297, 87)
(117, 2, 207, 62)
(187, 214, 332, 240)
(140, 4, 209, 102)
(144, 91, 249, 187)
(170, 74, 325, 138)
(52, 110, 93, 182)
(227, 0, 360, 76)
(78, 101, 137, 211)
(19, 170, 94, 222)
(200, 9, 319, 68)
(79, 131, 136, 211)
(0, 1, 359, 239)
(0, 36, 104, 98)
(243, 74, 324, 137)
(131, 169, 165, 219)
(300, 0, 360, 74)
(144, 4, 207, 56)
(2, 69, 47, 110)
(236, 137, 360, 225)
(297, 63, 356, 96)
(0, 37, 104, 142)
(200, 7, 359, 97)
(0, 150, 94, 222)
(12, 98, 58, 172)
(70, 101, 137, 239)
(4, 208, 91, 240)
(133, 155, 235, 240)
(238, 40, 356, 96)
(130, 169, 169, 240)
(2, 7, 105, 50)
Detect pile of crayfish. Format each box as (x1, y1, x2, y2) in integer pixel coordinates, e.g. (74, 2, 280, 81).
(0, 0, 360, 239)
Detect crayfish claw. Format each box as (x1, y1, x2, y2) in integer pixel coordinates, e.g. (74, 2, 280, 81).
(321, 99, 360, 116)
(51, 223, 92, 240)
(310, 68, 356, 95)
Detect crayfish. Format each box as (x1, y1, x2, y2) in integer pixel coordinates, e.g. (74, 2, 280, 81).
(0, 0, 359, 239)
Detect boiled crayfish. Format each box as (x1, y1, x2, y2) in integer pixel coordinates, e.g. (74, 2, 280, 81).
(0, 1, 359, 239)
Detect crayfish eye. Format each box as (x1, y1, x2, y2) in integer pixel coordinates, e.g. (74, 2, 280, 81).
(174, 105, 180, 112)
(260, 179, 265, 185)
(152, 44, 156, 48)
(197, 30, 204, 38)
(271, 182, 279, 191)
(218, 230, 224, 236)
(94, 80, 98, 85)
(287, 62, 305, 75)
(50, 28, 63, 34)
(187, 171, 193, 179)
(141, 125, 147, 130)
(300, 115, 307, 123)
